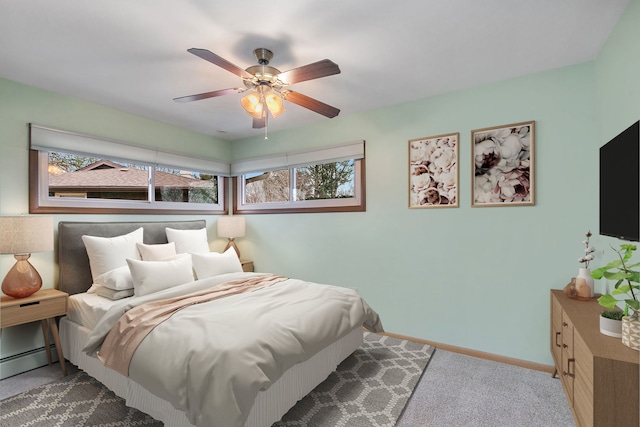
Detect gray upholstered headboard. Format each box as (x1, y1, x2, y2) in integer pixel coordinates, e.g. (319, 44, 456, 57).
(58, 220, 206, 295)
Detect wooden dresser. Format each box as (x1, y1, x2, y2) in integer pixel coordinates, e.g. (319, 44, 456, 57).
(550, 289, 639, 426)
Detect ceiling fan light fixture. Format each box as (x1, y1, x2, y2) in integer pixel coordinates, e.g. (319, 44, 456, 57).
(176, 47, 341, 130)
(264, 90, 285, 118)
(240, 91, 264, 118)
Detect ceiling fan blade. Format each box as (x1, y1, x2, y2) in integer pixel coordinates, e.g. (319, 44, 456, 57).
(253, 116, 266, 129)
(173, 88, 243, 103)
(187, 48, 253, 79)
(277, 59, 340, 85)
(284, 91, 340, 118)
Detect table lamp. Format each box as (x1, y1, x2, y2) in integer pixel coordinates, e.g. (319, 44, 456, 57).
(217, 216, 245, 259)
(0, 216, 54, 299)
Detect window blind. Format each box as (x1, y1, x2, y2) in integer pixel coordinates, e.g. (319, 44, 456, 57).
(230, 140, 365, 176)
(30, 124, 231, 175)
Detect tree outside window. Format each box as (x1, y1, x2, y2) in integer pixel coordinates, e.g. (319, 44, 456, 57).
(235, 159, 364, 214)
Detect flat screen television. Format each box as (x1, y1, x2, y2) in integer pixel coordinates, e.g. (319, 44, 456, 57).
(599, 120, 640, 241)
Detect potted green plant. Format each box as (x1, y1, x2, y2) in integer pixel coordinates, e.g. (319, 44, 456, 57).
(599, 309, 624, 337)
(591, 244, 640, 350)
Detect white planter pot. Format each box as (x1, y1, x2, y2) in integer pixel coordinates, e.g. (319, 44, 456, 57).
(600, 315, 623, 338)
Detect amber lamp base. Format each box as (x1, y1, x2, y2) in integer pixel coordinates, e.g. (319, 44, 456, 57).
(1, 254, 43, 299)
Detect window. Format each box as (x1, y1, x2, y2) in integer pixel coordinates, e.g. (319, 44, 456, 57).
(29, 125, 229, 214)
(233, 141, 365, 214)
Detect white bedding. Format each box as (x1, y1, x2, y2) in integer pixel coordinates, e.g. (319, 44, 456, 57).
(77, 272, 383, 427)
(61, 318, 364, 427)
(67, 292, 123, 329)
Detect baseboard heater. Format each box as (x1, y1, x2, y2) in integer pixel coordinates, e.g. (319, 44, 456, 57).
(0, 345, 59, 380)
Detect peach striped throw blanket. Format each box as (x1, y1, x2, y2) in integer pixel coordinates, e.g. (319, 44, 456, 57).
(98, 274, 288, 376)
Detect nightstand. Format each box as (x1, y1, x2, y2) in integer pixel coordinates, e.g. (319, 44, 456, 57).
(241, 260, 254, 272)
(0, 289, 68, 376)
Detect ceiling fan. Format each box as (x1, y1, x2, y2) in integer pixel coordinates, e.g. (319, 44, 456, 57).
(174, 48, 341, 129)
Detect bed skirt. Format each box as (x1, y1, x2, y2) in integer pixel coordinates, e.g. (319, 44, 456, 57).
(60, 317, 363, 427)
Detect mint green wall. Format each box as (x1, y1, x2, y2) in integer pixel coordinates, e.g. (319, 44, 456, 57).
(232, 0, 639, 366)
(0, 77, 231, 375)
(594, 0, 640, 291)
(233, 63, 600, 366)
(596, 0, 640, 141)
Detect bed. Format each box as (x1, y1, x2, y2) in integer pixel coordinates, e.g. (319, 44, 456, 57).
(57, 220, 381, 427)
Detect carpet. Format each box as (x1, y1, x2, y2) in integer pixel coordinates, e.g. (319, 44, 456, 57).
(0, 332, 434, 427)
(396, 350, 576, 427)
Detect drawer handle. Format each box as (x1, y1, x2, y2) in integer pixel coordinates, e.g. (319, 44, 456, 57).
(19, 301, 40, 308)
(563, 322, 568, 327)
(564, 358, 576, 378)
(555, 332, 562, 348)
(562, 344, 568, 348)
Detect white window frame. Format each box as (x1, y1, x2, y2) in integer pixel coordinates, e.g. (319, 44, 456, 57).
(233, 141, 366, 214)
(29, 125, 229, 214)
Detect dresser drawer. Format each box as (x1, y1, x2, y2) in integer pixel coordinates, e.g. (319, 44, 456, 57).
(1, 295, 67, 328)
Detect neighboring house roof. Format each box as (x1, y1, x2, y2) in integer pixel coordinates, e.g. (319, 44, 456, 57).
(77, 160, 125, 171)
(48, 161, 211, 190)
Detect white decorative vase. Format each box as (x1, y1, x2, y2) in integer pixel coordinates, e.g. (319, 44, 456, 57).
(575, 267, 594, 299)
(622, 315, 640, 351)
(600, 315, 623, 338)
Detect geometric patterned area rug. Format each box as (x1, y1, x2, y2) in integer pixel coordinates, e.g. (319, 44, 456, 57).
(0, 371, 162, 427)
(273, 332, 435, 427)
(0, 332, 434, 427)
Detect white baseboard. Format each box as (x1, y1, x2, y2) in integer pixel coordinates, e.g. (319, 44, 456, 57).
(0, 346, 59, 380)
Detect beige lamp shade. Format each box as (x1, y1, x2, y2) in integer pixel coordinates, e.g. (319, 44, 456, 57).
(217, 216, 245, 239)
(217, 216, 245, 259)
(0, 216, 54, 254)
(1, 216, 54, 299)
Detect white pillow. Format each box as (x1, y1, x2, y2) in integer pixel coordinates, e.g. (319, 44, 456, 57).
(94, 266, 134, 290)
(127, 254, 194, 296)
(136, 242, 177, 261)
(166, 228, 210, 254)
(191, 247, 243, 280)
(82, 228, 143, 281)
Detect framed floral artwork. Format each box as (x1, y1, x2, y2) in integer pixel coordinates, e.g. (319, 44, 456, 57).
(409, 132, 459, 208)
(471, 121, 534, 206)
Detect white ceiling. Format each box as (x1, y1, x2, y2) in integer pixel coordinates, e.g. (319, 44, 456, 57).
(0, 0, 629, 141)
